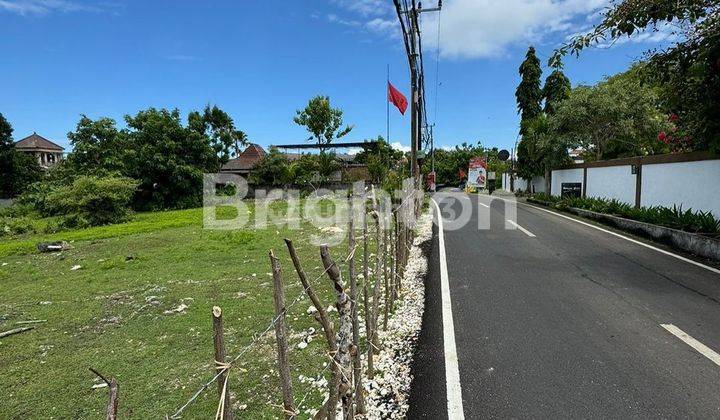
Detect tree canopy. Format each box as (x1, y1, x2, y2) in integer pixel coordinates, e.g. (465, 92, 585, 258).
(551, 0, 719, 152)
(294, 96, 353, 149)
(0, 113, 42, 198)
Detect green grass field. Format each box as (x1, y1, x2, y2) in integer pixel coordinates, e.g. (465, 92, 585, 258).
(0, 203, 361, 418)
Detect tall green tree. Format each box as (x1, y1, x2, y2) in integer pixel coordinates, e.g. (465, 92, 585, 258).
(66, 116, 126, 175)
(552, 72, 667, 160)
(123, 108, 220, 209)
(188, 105, 245, 163)
(551, 0, 719, 152)
(0, 113, 42, 198)
(543, 67, 571, 115)
(515, 46, 544, 183)
(516, 46, 543, 127)
(294, 96, 353, 150)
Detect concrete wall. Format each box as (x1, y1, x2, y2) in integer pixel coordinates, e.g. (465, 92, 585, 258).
(642, 160, 720, 217)
(551, 169, 583, 196)
(503, 175, 546, 193)
(549, 156, 720, 218)
(586, 165, 636, 205)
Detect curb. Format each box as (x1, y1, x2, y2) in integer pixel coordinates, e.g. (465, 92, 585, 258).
(526, 198, 720, 262)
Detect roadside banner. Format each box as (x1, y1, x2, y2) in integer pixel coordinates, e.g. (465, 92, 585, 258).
(468, 157, 487, 189)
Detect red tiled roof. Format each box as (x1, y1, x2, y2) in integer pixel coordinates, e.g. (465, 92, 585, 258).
(221, 143, 266, 171)
(14, 133, 64, 151)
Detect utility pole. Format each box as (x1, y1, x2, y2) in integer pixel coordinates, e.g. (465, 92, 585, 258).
(393, 0, 442, 189)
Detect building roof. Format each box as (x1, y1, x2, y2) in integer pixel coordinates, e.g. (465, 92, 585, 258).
(14, 133, 64, 151)
(221, 143, 266, 171)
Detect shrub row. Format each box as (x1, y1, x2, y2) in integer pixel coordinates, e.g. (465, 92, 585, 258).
(531, 193, 720, 236)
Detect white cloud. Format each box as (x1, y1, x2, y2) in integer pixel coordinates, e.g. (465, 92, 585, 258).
(365, 17, 399, 37)
(327, 13, 361, 27)
(331, 0, 391, 16)
(391, 142, 410, 152)
(420, 0, 610, 59)
(0, 0, 105, 15)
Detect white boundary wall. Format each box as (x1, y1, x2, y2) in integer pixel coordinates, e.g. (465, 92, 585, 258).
(548, 156, 720, 218)
(505, 176, 545, 193)
(551, 169, 583, 196)
(586, 166, 636, 205)
(642, 160, 720, 216)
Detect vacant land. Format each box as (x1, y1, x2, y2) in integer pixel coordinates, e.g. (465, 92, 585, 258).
(0, 202, 361, 418)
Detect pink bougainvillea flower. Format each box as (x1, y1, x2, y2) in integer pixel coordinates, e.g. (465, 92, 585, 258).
(669, 113, 680, 122)
(658, 131, 668, 142)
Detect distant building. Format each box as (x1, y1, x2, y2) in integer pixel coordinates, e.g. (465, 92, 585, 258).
(221, 143, 266, 177)
(221, 143, 371, 183)
(14, 133, 64, 169)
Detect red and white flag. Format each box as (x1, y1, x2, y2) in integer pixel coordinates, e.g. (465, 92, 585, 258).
(388, 82, 408, 115)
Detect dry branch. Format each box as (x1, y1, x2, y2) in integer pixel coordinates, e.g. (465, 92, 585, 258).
(320, 245, 353, 420)
(0, 326, 34, 338)
(284, 239, 338, 420)
(89, 367, 119, 420)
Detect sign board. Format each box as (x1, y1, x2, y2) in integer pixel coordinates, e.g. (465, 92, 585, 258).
(427, 171, 436, 192)
(561, 183, 582, 198)
(498, 149, 510, 161)
(467, 157, 487, 189)
(488, 171, 496, 181)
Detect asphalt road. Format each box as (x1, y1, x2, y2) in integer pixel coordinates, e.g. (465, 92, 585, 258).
(408, 192, 720, 419)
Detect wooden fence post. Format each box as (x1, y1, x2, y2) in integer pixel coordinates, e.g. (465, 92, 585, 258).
(348, 196, 365, 414)
(383, 224, 390, 331)
(362, 210, 374, 379)
(370, 211, 382, 354)
(320, 245, 353, 420)
(284, 239, 337, 420)
(212, 306, 233, 420)
(270, 250, 296, 419)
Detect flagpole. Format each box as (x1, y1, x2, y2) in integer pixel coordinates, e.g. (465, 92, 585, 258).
(386, 64, 390, 146)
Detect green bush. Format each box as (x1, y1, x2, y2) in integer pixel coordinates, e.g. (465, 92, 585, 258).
(44, 176, 139, 228)
(531, 194, 720, 235)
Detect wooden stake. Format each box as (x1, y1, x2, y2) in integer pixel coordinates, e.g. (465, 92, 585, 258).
(212, 306, 233, 420)
(370, 212, 382, 354)
(383, 225, 390, 331)
(362, 210, 374, 379)
(320, 245, 353, 420)
(348, 196, 365, 415)
(270, 250, 296, 419)
(284, 239, 337, 420)
(89, 367, 119, 420)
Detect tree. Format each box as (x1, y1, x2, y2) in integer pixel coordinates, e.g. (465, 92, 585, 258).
(543, 67, 571, 115)
(551, 0, 719, 152)
(552, 71, 668, 161)
(515, 46, 544, 184)
(521, 115, 571, 193)
(188, 105, 245, 163)
(66, 116, 126, 176)
(294, 96, 353, 149)
(0, 113, 42, 198)
(123, 108, 220, 209)
(249, 148, 292, 186)
(516, 46, 543, 127)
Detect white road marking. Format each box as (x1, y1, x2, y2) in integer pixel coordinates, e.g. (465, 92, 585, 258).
(478, 202, 490, 208)
(431, 198, 466, 420)
(506, 219, 536, 237)
(523, 202, 720, 276)
(661, 324, 720, 367)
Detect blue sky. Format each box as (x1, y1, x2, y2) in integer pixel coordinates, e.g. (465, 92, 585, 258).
(0, 0, 675, 154)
